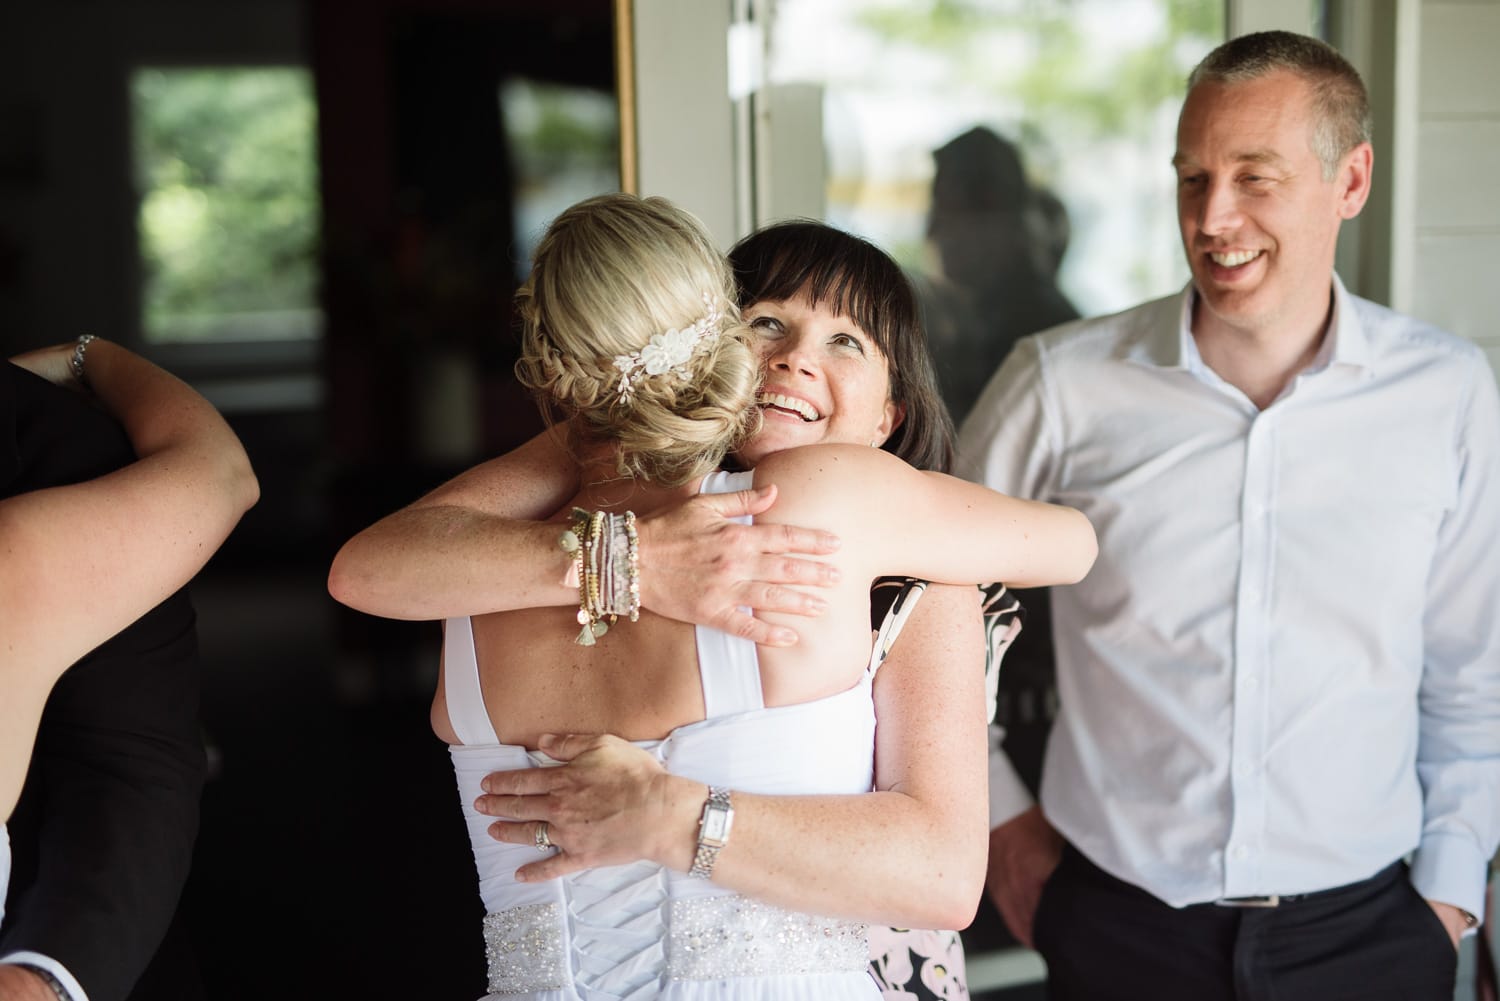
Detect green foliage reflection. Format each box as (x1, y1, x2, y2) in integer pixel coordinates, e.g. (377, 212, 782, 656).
(133, 67, 321, 342)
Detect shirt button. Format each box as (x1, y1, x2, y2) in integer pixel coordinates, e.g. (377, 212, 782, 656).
(1242, 673, 1260, 691)
(1231, 844, 1253, 861)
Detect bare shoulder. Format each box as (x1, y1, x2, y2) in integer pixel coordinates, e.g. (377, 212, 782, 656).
(751, 445, 924, 538)
(753, 445, 908, 494)
(911, 581, 983, 623)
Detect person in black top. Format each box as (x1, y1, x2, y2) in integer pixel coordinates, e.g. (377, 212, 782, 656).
(0, 338, 256, 1001)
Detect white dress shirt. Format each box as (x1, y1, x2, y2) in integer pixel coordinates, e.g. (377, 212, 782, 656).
(959, 277, 1500, 916)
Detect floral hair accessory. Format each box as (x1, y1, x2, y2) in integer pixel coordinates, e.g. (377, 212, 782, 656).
(611, 294, 723, 403)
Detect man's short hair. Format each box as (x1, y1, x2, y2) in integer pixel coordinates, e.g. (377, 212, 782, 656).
(1188, 30, 1371, 179)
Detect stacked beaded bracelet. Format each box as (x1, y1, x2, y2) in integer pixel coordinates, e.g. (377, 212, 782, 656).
(623, 511, 640, 620)
(69, 334, 97, 386)
(557, 508, 642, 646)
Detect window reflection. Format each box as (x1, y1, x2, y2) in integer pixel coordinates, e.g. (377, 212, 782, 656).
(764, 0, 1224, 423)
(500, 78, 620, 280)
(132, 67, 321, 344)
(760, 2, 1225, 974)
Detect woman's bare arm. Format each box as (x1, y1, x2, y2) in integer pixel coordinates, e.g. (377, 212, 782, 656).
(327, 429, 584, 620)
(756, 444, 1097, 591)
(0, 341, 257, 815)
(474, 582, 989, 929)
(1, 342, 257, 672)
(328, 431, 841, 644)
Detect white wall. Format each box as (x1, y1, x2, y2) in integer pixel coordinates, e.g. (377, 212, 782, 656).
(628, 0, 738, 247)
(1411, 0, 1500, 376)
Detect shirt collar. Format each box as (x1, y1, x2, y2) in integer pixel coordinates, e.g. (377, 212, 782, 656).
(1318, 273, 1374, 373)
(1119, 284, 1196, 370)
(1129, 273, 1373, 376)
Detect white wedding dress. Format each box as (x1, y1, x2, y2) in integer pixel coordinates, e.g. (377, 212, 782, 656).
(446, 471, 882, 1001)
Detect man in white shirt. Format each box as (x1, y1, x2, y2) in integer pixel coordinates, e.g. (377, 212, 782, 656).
(959, 30, 1499, 999)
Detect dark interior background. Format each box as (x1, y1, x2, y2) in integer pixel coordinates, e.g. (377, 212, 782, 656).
(1, 1, 610, 996)
(0, 2, 1047, 997)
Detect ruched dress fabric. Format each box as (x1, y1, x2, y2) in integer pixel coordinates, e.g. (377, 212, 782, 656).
(447, 470, 882, 1001)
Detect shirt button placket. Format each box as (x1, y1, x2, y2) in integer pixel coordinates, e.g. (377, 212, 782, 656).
(1225, 415, 1274, 896)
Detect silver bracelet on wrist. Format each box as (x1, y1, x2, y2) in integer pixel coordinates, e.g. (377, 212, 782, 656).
(69, 334, 97, 386)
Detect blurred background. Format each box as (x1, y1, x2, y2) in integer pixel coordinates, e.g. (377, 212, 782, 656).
(0, 0, 1494, 997)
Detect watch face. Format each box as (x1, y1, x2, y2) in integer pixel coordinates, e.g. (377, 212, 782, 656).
(702, 806, 729, 843)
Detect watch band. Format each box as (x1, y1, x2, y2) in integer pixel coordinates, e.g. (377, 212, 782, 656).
(13, 964, 73, 1001)
(688, 785, 734, 880)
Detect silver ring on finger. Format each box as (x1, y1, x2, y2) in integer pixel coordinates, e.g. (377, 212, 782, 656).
(534, 820, 553, 852)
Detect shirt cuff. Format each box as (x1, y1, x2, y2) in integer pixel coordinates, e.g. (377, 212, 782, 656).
(988, 726, 1036, 830)
(0, 951, 90, 1001)
(1408, 829, 1490, 924)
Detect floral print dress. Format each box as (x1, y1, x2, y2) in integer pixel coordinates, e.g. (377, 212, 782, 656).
(864, 579, 1025, 1000)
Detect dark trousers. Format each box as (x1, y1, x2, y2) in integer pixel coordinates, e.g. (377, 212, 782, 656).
(1034, 844, 1458, 1001)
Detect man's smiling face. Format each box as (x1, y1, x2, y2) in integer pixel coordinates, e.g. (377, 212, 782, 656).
(1174, 69, 1370, 341)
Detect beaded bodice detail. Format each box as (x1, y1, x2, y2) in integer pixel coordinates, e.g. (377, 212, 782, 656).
(446, 471, 880, 1000)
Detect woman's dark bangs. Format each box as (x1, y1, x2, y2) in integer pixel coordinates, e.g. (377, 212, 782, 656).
(734, 224, 901, 363)
(798, 253, 899, 363)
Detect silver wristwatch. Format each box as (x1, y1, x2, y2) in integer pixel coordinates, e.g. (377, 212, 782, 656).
(688, 786, 734, 879)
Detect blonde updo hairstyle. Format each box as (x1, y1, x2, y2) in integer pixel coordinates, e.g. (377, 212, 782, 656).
(515, 194, 762, 487)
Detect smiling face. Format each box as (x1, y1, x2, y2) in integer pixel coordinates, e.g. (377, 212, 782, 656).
(1173, 69, 1371, 343)
(733, 291, 903, 468)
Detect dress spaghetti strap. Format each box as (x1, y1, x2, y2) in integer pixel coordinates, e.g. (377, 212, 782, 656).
(443, 616, 501, 746)
(695, 470, 765, 718)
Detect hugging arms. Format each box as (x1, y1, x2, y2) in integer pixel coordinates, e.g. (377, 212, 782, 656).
(332, 425, 1093, 926)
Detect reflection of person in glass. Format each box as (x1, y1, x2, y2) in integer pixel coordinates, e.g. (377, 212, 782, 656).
(921, 126, 1078, 428)
(920, 127, 1077, 844)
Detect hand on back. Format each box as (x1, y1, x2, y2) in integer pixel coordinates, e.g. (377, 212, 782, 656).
(474, 733, 697, 883)
(637, 483, 841, 647)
